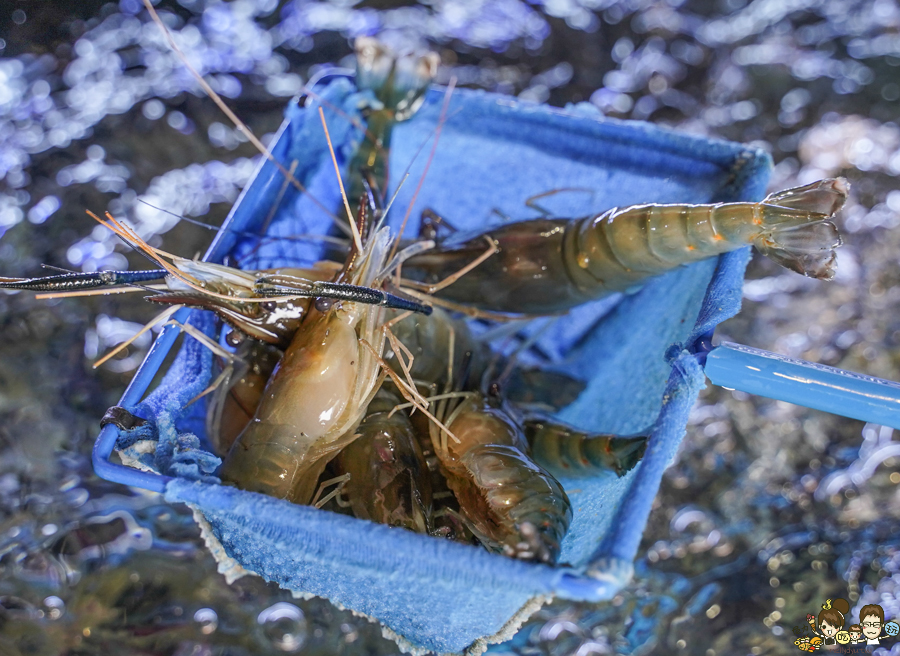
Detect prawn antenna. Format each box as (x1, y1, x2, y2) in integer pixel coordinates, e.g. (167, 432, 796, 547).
(140, 0, 350, 237)
(319, 107, 365, 255)
(387, 76, 457, 262)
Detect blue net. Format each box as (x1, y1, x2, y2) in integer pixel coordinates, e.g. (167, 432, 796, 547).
(111, 79, 771, 654)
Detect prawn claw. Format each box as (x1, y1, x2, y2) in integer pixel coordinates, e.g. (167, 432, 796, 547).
(100, 406, 148, 431)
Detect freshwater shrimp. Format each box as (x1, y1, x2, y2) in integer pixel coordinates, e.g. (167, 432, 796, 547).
(430, 392, 572, 564)
(329, 388, 432, 533)
(218, 216, 402, 505)
(214, 39, 445, 504)
(392, 306, 571, 561)
(403, 178, 849, 314)
(522, 415, 648, 478)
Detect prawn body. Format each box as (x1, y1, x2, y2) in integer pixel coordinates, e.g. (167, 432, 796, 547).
(349, 38, 439, 209)
(404, 178, 848, 314)
(220, 305, 364, 502)
(432, 394, 572, 564)
(331, 388, 433, 533)
(219, 224, 397, 504)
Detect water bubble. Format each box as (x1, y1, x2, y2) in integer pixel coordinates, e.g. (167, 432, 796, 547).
(575, 640, 611, 656)
(143, 99, 165, 120)
(0, 473, 19, 494)
(257, 602, 307, 652)
(44, 596, 65, 620)
(194, 607, 218, 635)
(539, 618, 583, 656)
(86, 144, 105, 161)
(27, 195, 60, 225)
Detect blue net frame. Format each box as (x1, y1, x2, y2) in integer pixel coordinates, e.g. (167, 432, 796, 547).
(93, 78, 773, 654)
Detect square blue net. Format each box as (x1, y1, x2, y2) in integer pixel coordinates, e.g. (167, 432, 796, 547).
(109, 78, 771, 654)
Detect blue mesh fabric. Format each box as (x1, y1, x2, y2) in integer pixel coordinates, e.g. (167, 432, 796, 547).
(116, 81, 772, 653)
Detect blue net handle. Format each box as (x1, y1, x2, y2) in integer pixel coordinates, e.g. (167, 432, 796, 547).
(704, 342, 900, 429)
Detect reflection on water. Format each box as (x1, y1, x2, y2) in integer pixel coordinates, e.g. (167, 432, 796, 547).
(2, 0, 900, 654)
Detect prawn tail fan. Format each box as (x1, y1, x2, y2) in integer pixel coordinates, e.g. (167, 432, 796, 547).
(355, 37, 440, 121)
(753, 177, 849, 280)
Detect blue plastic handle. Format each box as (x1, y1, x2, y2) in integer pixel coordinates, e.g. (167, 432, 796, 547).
(704, 342, 900, 429)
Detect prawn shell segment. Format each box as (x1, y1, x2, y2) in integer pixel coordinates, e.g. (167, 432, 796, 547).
(435, 396, 572, 564)
(456, 444, 572, 565)
(523, 416, 648, 478)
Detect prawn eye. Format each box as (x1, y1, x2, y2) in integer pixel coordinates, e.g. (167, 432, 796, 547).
(261, 301, 277, 312)
(315, 297, 335, 313)
(225, 329, 245, 347)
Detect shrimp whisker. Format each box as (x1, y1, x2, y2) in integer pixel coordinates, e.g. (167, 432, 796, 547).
(359, 338, 460, 445)
(260, 159, 299, 236)
(140, 0, 351, 237)
(387, 76, 457, 261)
(319, 107, 365, 255)
(36, 284, 169, 300)
(91, 305, 180, 369)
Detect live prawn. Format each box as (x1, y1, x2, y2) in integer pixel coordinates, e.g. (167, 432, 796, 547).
(403, 178, 848, 314)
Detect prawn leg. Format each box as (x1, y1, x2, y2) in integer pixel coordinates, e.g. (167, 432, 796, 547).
(403, 178, 849, 314)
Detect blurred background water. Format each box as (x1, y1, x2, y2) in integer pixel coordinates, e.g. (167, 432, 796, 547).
(1, 1, 899, 654)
